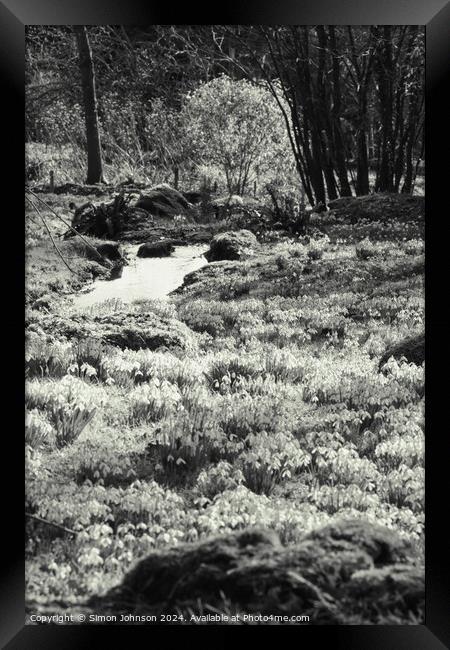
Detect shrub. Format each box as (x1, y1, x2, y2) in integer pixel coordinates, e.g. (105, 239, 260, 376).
(183, 76, 288, 195)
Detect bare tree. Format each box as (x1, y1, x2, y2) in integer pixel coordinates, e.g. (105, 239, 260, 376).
(73, 26, 106, 184)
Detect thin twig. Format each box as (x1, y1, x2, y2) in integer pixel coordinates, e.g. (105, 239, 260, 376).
(26, 196, 77, 275)
(26, 512, 78, 536)
(26, 188, 112, 267)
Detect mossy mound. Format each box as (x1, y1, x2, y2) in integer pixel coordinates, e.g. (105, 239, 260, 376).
(135, 184, 191, 218)
(84, 520, 422, 624)
(327, 194, 424, 224)
(27, 309, 197, 352)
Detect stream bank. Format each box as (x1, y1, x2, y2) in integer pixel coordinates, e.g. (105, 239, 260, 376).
(72, 244, 209, 308)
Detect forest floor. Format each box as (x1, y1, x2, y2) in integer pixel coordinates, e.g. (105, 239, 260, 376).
(25, 189, 425, 624)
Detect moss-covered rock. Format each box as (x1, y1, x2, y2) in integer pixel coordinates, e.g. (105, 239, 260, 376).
(344, 565, 424, 622)
(205, 230, 258, 262)
(379, 333, 425, 369)
(135, 184, 191, 218)
(88, 527, 338, 623)
(137, 240, 176, 258)
(83, 520, 422, 624)
(96, 242, 124, 262)
(302, 519, 410, 565)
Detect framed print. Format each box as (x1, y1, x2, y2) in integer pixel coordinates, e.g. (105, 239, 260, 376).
(1, 0, 449, 647)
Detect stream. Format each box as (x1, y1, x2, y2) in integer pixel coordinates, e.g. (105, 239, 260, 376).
(73, 244, 209, 308)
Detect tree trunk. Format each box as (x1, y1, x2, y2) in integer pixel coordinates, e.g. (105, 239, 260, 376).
(374, 27, 394, 192)
(355, 98, 370, 196)
(300, 28, 327, 205)
(401, 28, 423, 194)
(346, 27, 374, 196)
(328, 26, 352, 197)
(173, 166, 179, 189)
(74, 26, 106, 184)
(315, 26, 338, 201)
(402, 135, 414, 194)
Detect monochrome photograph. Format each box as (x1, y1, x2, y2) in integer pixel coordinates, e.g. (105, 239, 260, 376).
(25, 25, 425, 626)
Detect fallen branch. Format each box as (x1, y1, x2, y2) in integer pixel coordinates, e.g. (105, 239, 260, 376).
(26, 512, 78, 537)
(26, 196, 77, 275)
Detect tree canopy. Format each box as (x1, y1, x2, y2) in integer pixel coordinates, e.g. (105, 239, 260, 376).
(26, 25, 425, 202)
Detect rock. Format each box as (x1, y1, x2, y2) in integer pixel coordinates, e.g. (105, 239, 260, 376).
(227, 195, 244, 207)
(135, 184, 191, 218)
(82, 519, 422, 624)
(182, 190, 204, 205)
(205, 230, 258, 262)
(302, 519, 410, 566)
(108, 260, 126, 280)
(344, 565, 424, 621)
(88, 527, 338, 623)
(96, 243, 123, 262)
(379, 333, 425, 369)
(137, 240, 176, 258)
(31, 295, 52, 311)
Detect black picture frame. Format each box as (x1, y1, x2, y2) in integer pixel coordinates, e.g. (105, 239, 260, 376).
(3, 1, 449, 647)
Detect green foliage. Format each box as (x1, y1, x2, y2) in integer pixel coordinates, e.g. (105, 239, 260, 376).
(183, 76, 288, 195)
